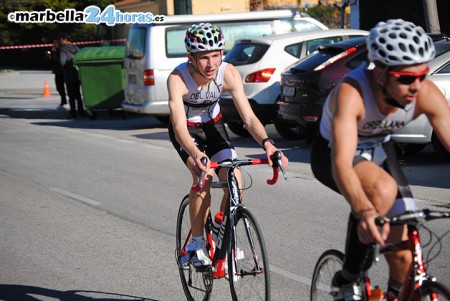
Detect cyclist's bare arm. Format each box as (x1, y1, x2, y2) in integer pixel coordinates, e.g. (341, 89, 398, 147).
(223, 64, 288, 168)
(330, 83, 389, 245)
(168, 72, 209, 174)
(416, 80, 450, 152)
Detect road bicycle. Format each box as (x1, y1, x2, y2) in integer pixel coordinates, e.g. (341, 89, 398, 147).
(175, 151, 287, 301)
(310, 209, 450, 301)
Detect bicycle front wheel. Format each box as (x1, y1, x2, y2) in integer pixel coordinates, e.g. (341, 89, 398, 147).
(175, 195, 212, 301)
(310, 249, 344, 301)
(419, 280, 450, 300)
(228, 206, 270, 301)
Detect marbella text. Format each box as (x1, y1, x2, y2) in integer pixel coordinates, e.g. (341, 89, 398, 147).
(7, 5, 165, 26)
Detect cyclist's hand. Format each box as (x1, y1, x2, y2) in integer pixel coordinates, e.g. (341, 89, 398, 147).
(265, 146, 288, 169)
(192, 153, 209, 176)
(358, 212, 389, 246)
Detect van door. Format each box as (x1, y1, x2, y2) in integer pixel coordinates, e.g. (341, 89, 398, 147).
(124, 24, 147, 109)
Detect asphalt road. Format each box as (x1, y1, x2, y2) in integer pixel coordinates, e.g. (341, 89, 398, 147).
(0, 70, 449, 300)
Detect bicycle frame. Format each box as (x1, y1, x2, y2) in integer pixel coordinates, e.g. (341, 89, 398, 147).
(363, 211, 449, 301)
(209, 164, 241, 279)
(181, 154, 285, 279)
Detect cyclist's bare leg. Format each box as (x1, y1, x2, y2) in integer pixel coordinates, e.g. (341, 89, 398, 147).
(354, 161, 397, 214)
(355, 161, 412, 285)
(339, 161, 397, 279)
(217, 167, 243, 212)
(187, 158, 214, 237)
(385, 225, 412, 285)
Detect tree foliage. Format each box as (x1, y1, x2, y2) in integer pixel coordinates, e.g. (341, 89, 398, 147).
(302, 0, 350, 28)
(301, 3, 350, 29)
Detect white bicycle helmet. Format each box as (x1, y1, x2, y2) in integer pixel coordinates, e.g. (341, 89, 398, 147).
(185, 23, 225, 53)
(367, 19, 435, 66)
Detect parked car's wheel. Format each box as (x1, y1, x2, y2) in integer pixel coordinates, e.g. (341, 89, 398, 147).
(227, 122, 250, 137)
(432, 132, 450, 162)
(274, 119, 306, 140)
(156, 116, 170, 124)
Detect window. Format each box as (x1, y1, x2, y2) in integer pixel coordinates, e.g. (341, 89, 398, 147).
(437, 62, 450, 74)
(344, 50, 369, 70)
(284, 43, 303, 59)
(166, 26, 187, 58)
(305, 37, 343, 55)
(224, 43, 270, 66)
(166, 21, 274, 58)
(220, 21, 273, 51)
(293, 19, 324, 32)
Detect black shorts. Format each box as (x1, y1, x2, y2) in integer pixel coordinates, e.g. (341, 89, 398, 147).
(168, 118, 237, 165)
(310, 134, 413, 202)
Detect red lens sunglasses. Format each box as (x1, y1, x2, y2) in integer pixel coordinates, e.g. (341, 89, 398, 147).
(388, 67, 430, 85)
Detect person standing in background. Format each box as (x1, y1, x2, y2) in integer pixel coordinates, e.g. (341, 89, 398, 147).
(59, 34, 84, 119)
(45, 39, 66, 107)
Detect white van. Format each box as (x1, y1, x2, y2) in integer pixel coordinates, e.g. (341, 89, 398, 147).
(121, 10, 328, 121)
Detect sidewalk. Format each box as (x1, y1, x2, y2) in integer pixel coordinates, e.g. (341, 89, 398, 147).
(0, 69, 69, 119)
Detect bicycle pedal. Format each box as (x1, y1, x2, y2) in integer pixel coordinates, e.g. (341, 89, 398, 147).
(195, 265, 213, 273)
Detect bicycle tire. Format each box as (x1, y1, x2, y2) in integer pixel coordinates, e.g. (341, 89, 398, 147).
(310, 249, 344, 301)
(228, 206, 270, 301)
(418, 280, 450, 300)
(176, 195, 212, 301)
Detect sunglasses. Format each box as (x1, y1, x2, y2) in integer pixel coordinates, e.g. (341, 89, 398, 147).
(388, 67, 430, 85)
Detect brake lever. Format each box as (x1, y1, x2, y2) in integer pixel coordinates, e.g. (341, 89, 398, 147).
(373, 216, 386, 264)
(272, 151, 288, 181)
(267, 151, 287, 185)
(191, 157, 208, 192)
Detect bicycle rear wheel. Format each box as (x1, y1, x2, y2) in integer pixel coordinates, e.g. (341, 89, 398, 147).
(419, 280, 450, 300)
(228, 206, 270, 301)
(310, 249, 344, 301)
(175, 195, 212, 301)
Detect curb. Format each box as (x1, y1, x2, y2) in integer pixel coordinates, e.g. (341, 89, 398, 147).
(0, 107, 69, 119)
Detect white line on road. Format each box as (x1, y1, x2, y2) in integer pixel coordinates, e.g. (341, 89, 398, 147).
(270, 264, 311, 287)
(50, 188, 102, 206)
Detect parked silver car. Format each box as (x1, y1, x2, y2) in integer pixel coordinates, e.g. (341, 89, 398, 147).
(221, 29, 368, 138)
(391, 40, 450, 161)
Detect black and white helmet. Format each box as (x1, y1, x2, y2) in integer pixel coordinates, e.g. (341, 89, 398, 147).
(367, 19, 435, 66)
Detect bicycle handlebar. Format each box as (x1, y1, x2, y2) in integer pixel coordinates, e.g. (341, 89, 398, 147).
(375, 209, 450, 227)
(191, 151, 287, 191)
(370, 209, 450, 264)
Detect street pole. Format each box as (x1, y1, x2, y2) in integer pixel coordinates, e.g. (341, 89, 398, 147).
(334, 0, 349, 28)
(423, 0, 440, 33)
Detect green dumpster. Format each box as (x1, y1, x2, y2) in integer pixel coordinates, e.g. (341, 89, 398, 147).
(73, 46, 125, 119)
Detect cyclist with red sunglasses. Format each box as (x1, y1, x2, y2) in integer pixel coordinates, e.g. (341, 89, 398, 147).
(310, 19, 450, 301)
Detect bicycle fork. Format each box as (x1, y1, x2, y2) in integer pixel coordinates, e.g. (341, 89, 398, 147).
(401, 227, 438, 301)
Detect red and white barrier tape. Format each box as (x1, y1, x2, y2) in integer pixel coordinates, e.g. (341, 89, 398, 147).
(0, 38, 127, 50)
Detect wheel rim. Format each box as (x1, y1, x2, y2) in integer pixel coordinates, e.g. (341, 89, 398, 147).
(229, 209, 269, 300)
(176, 196, 212, 301)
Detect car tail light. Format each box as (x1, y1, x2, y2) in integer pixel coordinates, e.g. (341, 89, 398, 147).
(303, 115, 319, 122)
(144, 69, 154, 86)
(245, 68, 276, 83)
(314, 47, 357, 71)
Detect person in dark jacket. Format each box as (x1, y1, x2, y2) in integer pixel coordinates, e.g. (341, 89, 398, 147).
(46, 39, 66, 107)
(59, 35, 84, 118)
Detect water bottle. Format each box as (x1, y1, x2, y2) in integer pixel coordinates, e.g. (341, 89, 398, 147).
(212, 211, 224, 242)
(369, 286, 384, 301)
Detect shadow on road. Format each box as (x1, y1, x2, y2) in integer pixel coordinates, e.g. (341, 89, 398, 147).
(31, 114, 167, 132)
(0, 284, 157, 301)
